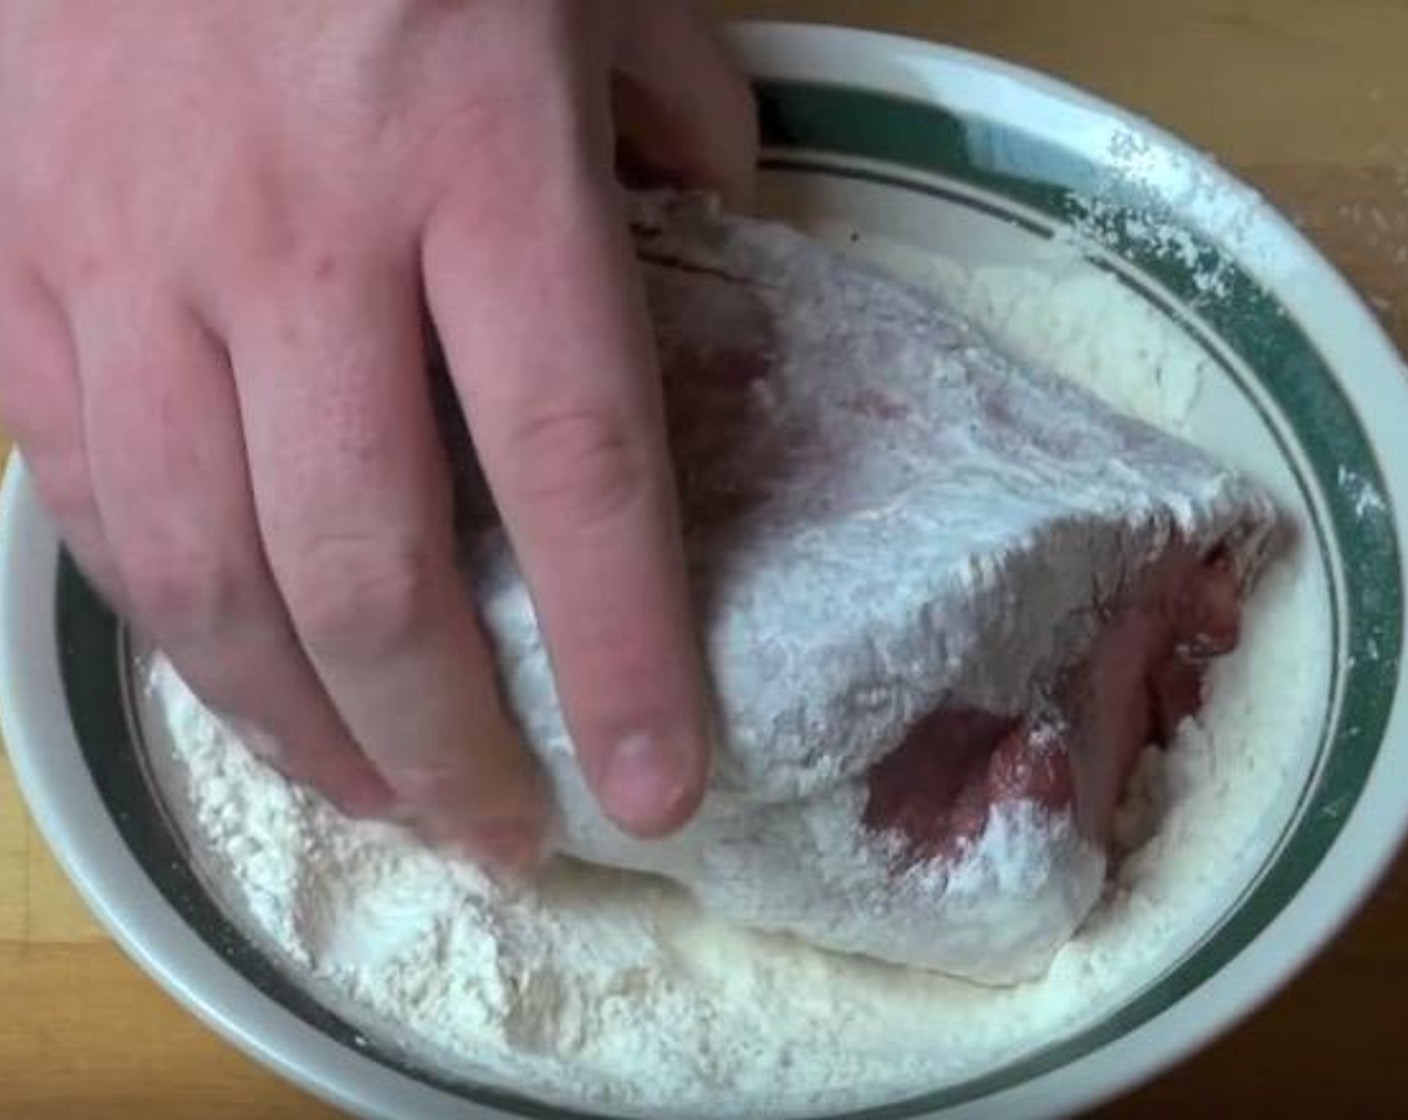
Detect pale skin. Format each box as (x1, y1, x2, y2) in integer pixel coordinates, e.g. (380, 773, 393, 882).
(0, 1, 757, 871)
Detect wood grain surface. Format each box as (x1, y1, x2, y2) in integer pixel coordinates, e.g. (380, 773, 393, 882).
(3, 1, 1407, 1115)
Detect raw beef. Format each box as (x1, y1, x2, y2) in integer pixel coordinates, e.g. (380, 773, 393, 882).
(449, 193, 1280, 984)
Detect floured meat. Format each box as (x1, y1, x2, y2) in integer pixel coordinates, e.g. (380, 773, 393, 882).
(448, 193, 1280, 984)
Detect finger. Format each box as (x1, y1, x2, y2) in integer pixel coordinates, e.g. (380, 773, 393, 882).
(226, 251, 549, 870)
(423, 144, 712, 837)
(612, 0, 758, 207)
(71, 286, 393, 817)
(0, 264, 127, 609)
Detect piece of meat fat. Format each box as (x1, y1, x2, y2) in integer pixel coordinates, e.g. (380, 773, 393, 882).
(453, 192, 1281, 983)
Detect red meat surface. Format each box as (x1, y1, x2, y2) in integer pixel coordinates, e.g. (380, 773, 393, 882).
(864, 546, 1241, 860)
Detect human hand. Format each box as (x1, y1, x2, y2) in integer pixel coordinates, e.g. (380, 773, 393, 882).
(0, 0, 755, 871)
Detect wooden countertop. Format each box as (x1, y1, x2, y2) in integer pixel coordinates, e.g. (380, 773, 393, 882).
(3, 1, 1407, 1114)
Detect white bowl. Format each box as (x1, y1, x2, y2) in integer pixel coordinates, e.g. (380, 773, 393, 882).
(3, 22, 1408, 1120)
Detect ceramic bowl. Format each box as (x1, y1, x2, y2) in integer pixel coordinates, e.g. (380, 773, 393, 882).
(3, 22, 1407, 1120)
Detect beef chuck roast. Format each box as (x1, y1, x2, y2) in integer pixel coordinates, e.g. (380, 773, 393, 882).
(448, 193, 1279, 984)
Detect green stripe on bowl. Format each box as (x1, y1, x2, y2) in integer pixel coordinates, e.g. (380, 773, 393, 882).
(54, 80, 1402, 1118)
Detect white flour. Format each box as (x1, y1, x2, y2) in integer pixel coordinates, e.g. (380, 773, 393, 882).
(143, 242, 1326, 1119)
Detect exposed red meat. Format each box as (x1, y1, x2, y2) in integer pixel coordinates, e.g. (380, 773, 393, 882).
(865, 544, 1242, 862)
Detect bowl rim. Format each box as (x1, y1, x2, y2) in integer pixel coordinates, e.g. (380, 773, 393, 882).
(4, 20, 1408, 1120)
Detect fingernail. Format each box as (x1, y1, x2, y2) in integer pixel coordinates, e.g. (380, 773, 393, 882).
(602, 733, 695, 835)
(331, 772, 398, 820)
(457, 817, 549, 879)
(225, 715, 285, 764)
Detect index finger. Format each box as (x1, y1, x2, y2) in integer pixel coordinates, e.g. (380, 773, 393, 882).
(423, 161, 711, 838)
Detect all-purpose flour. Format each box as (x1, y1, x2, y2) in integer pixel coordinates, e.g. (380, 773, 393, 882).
(142, 239, 1327, 1119)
